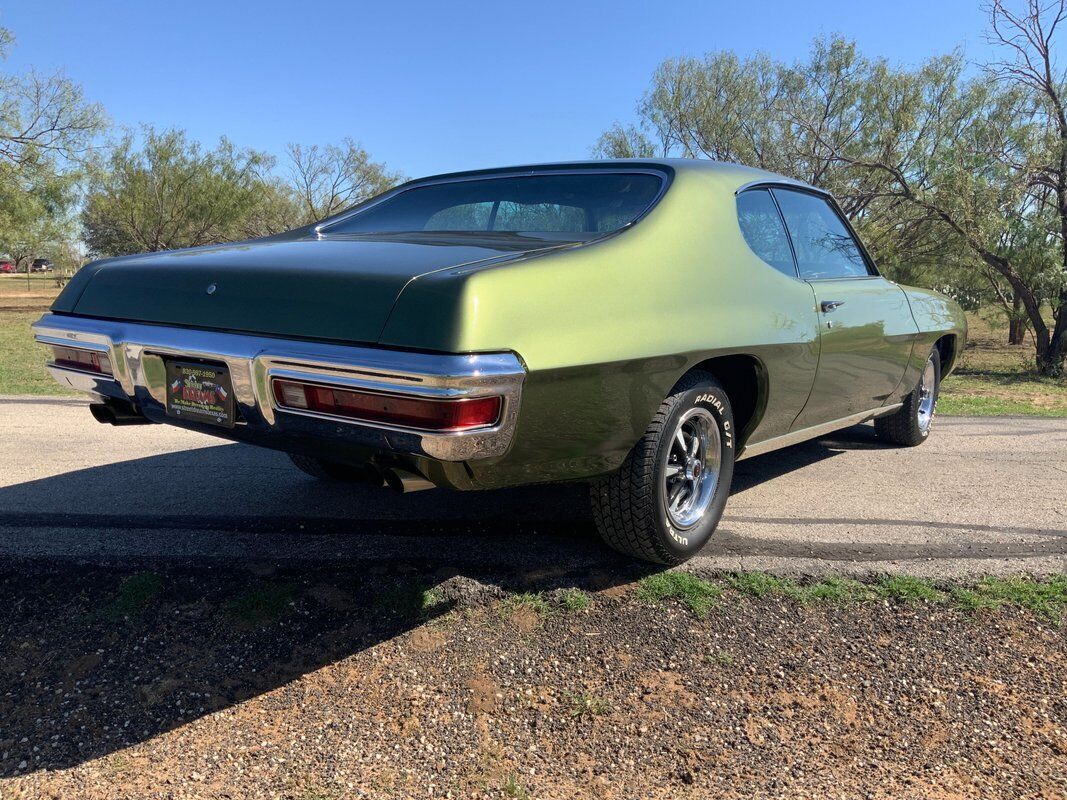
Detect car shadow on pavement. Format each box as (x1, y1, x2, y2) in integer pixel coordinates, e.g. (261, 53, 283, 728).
(731, 422, 884, 493)
(0, 424, 881, 566)
(0, 423, 882, 775)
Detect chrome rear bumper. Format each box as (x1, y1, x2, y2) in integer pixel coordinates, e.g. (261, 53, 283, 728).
(32, 313, 525, 462)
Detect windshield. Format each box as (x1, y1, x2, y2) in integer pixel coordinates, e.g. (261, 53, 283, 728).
(320, 172, 664, 238)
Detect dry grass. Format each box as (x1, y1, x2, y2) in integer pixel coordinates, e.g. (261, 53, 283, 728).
(0, 273, 64, 297)
(0, 274, 62, 314)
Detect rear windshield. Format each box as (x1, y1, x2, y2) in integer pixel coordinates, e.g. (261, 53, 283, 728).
(320, 172, 664, 238)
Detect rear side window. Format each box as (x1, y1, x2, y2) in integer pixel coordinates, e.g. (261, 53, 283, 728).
(494, 200, 587, 232)
(736, 189, 796, 277)
(771, 189, 871, 279)
(425, 202, 493, 230)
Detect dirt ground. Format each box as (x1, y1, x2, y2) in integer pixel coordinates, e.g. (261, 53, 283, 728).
(0, 564, 1063, 800)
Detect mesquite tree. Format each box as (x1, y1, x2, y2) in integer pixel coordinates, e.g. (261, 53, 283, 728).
(0, 25, 104, 272)
(983, 0, 1067, 371)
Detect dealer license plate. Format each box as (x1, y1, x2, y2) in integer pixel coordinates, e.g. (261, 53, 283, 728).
(164, 360, 235, 428)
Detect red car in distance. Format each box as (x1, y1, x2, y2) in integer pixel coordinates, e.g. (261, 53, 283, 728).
(0, 261, 16, 273)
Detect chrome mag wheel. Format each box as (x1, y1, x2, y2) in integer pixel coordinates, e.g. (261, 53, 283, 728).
(663, 407, 722, 529)
(916, 355, 937, 432)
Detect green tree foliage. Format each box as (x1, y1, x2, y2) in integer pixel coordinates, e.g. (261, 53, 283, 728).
(81, 127, 278, 254)
(0, 25, 104, 271)
(82, 131, 402, 255)
(238, 175, 306, 239)
(599, 3, 1067, 374)
(592, 123, 659, 159)
(0, 157, 77, 269)
(0, 27, 104, 169)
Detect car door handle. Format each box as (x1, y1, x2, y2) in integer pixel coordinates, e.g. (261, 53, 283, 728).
(820, 300, 846, 313)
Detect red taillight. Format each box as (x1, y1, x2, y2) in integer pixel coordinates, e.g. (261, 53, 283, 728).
(50, 345, 112, 376)
(272, 378, 502, 432)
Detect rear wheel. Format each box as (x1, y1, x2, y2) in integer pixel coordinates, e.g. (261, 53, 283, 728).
(590, 372, 735, 564)
(287, 453, 381, 483)
(875, 348, 941, 447)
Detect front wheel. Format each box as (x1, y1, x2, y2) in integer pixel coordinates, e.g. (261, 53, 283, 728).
(590, 372, 736, 564)
(875, 348, 941, 447)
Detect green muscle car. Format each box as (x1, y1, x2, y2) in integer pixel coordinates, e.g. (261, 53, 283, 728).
(33, 159, 966, 564)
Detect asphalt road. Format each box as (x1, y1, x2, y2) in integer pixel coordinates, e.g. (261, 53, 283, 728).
(0, 397, 1064, 579)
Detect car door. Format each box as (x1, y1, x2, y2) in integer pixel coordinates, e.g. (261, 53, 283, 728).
(770, 188, 916, 429)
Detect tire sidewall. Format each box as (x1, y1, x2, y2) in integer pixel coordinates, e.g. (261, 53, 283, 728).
(653, 382, 736, 560)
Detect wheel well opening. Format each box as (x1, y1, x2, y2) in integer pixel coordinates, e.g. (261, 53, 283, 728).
(686, 354, 765, 447)
(934, 334, 958, 374)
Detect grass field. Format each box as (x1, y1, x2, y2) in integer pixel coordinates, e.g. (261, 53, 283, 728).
(938, 308, 1067, 417)
(0, 276, 72, 395)
(0, 310, 68, 395)
(1, 277, 1064, 414)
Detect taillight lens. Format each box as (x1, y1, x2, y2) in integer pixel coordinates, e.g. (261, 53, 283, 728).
(50, 345, 112, 376)
(272, 378, 502, 432)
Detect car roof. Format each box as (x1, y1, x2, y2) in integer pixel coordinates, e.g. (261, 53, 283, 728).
(408, 158, 825, 195)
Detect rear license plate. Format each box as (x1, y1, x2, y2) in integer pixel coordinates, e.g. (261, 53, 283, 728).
(165, 360, 235, 428)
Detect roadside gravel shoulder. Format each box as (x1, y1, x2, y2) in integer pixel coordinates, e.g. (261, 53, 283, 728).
(1, 565, 1064, 799)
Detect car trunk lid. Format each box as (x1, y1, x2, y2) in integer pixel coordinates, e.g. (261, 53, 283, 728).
(66, 235, 559, 344)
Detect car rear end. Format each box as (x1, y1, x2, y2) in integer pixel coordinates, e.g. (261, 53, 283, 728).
(33, 312, 526, 490)
(33, 163, 674, 490)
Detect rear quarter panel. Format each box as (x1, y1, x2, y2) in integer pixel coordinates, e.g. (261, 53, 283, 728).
(379, 168, 822, 488)
(895, 285, 968, 398)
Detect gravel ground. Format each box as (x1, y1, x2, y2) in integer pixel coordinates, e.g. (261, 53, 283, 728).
(1, 564, 1064, 800)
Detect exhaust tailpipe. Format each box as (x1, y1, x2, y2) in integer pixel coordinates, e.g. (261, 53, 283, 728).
(89, 403, 115, 424)
(89, 401, 153, 426)
(383, 468, 435, 493)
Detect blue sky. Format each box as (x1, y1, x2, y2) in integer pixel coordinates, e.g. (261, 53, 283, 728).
(4, 0, 995, 178)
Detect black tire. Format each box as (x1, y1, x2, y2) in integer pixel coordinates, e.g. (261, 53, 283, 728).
(590, 371, 736, 564)
(875, 348, 941, 447)
(287, 453, 380, 483)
